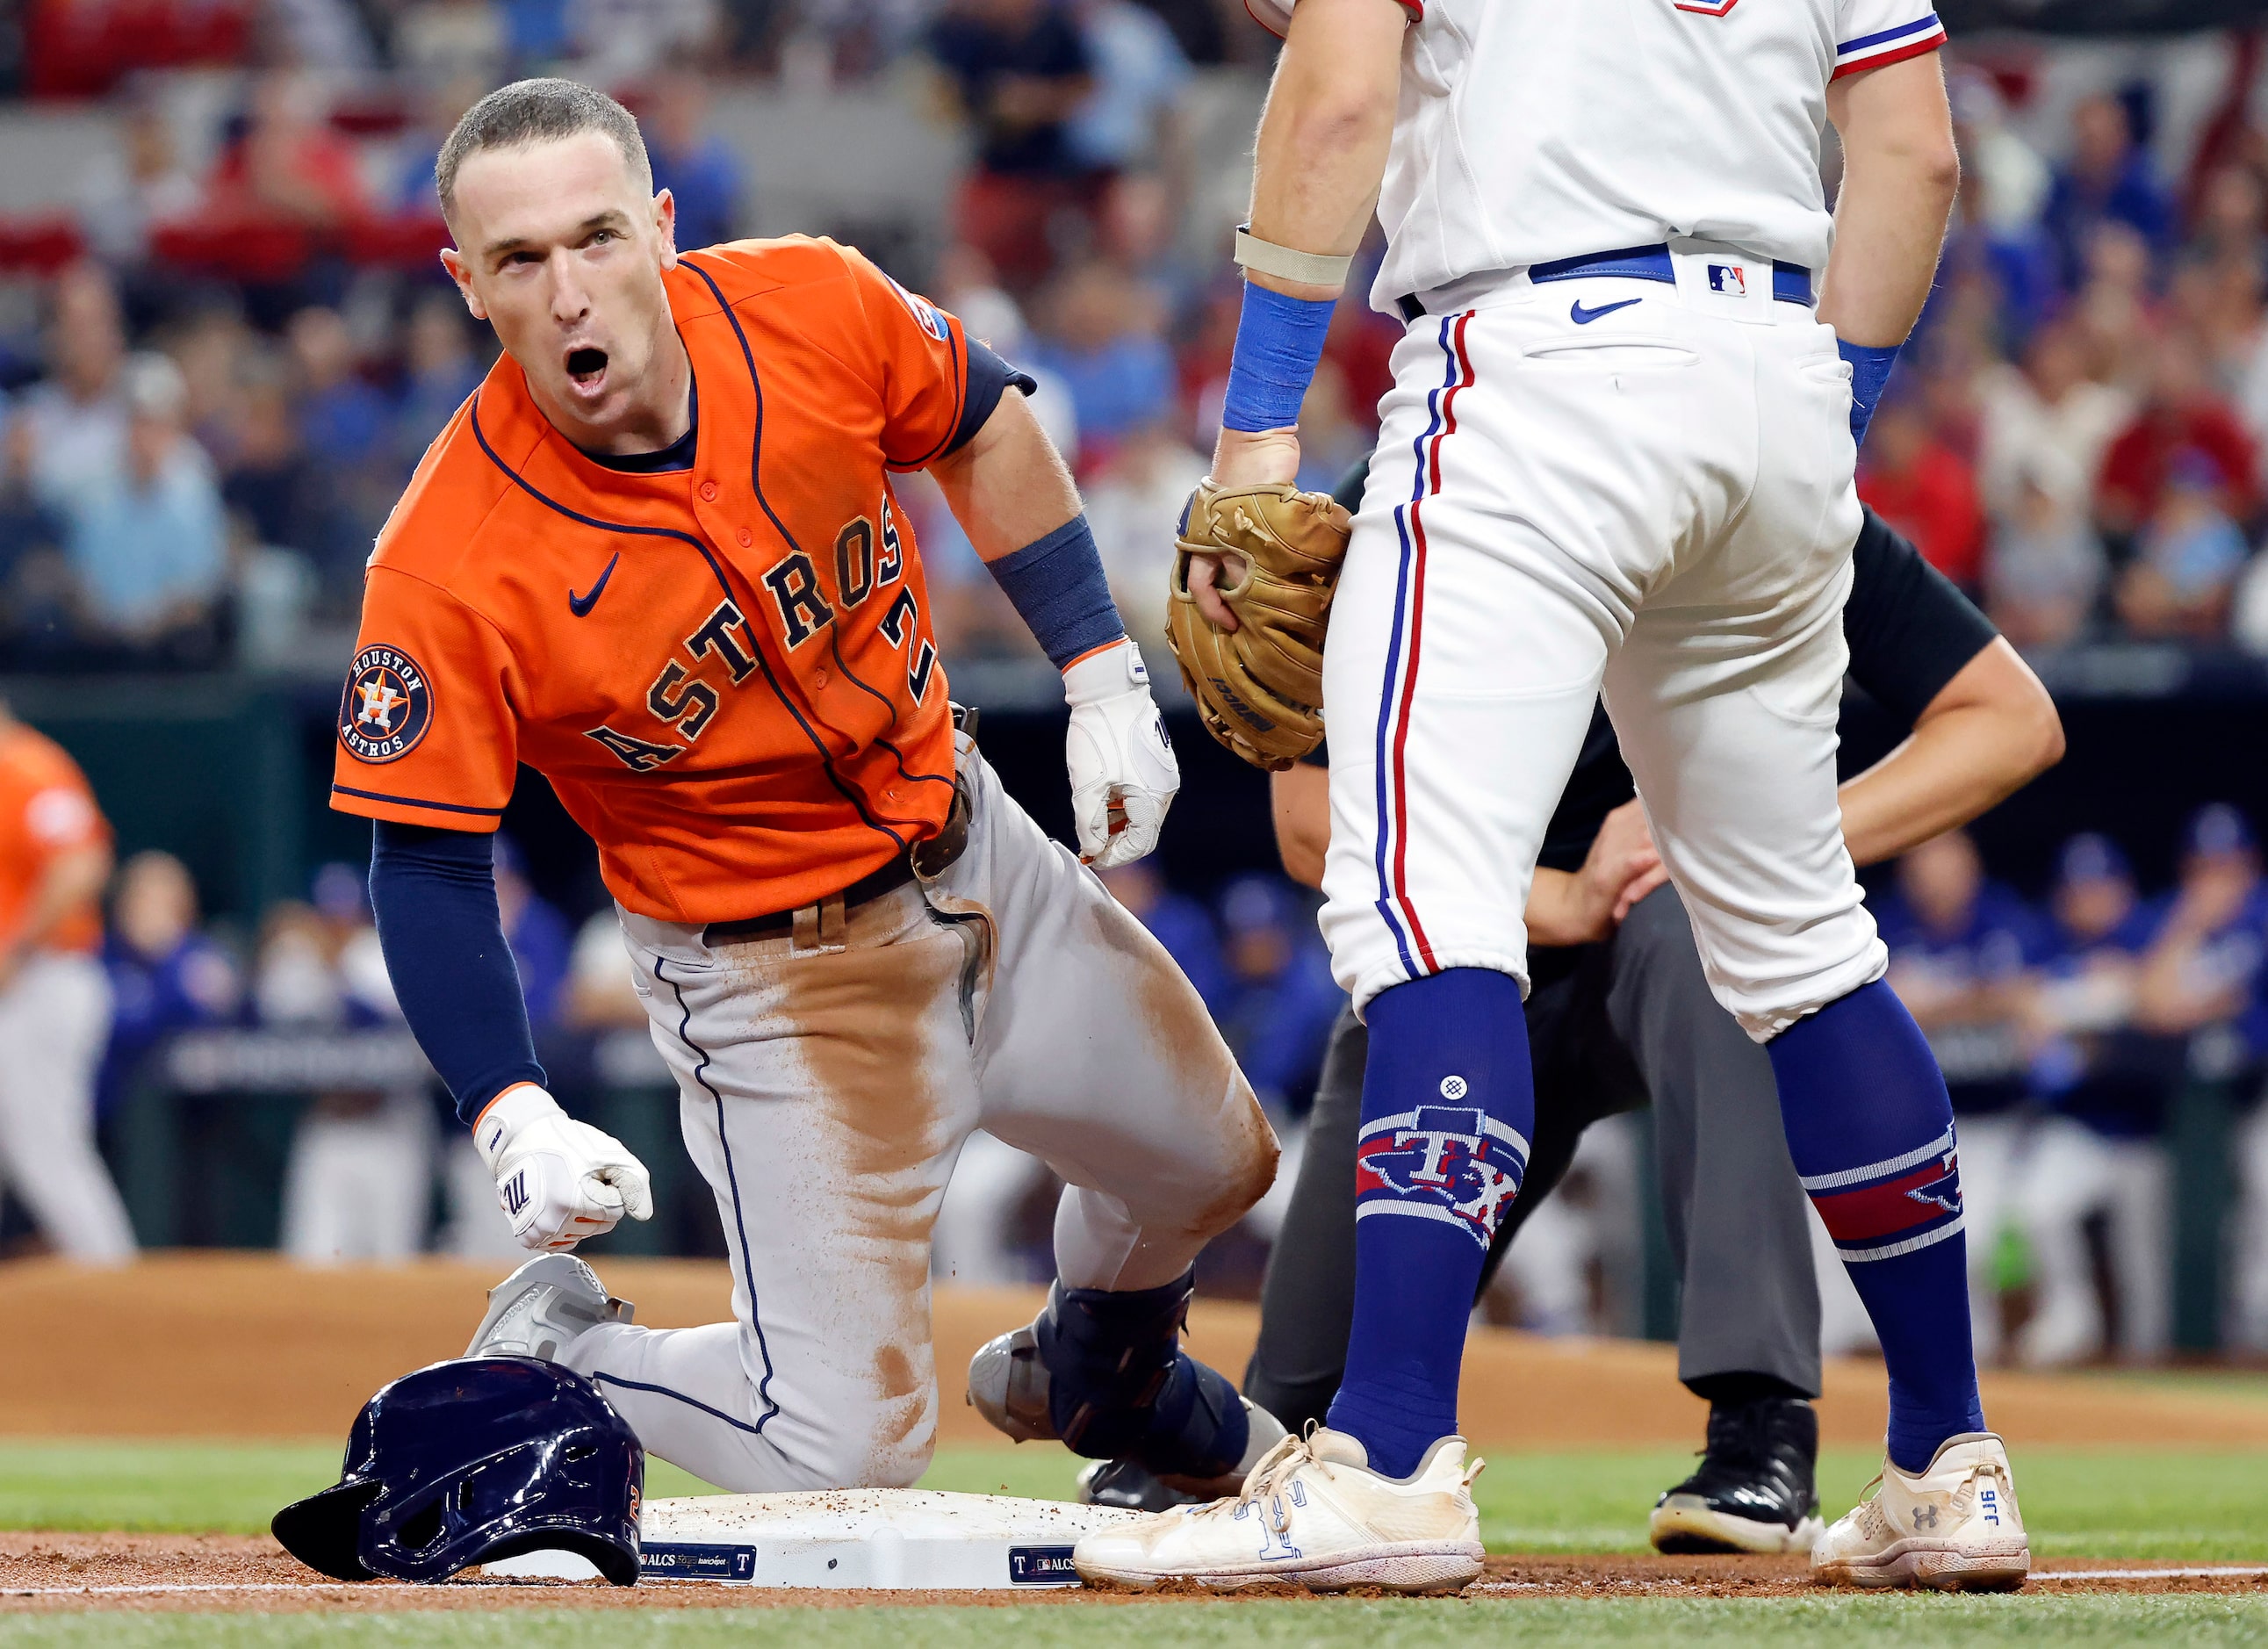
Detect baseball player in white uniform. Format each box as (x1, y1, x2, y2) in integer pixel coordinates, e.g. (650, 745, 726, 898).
(1074, 0, 2032, 1595)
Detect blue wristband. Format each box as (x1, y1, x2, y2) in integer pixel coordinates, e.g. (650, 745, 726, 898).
(985, 515, 1126, 670)
(1840, 339, 1900, 450)
(1222, 282, 1336, 434)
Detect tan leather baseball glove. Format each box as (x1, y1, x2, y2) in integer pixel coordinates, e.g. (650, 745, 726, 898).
(1164, 479, 1352, 772)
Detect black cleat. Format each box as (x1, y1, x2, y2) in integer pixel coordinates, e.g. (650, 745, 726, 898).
(965, 1276, 1285, 1496)
(1649, 1396, 1824, 1555)
(1075, 1458, 1202, 1514)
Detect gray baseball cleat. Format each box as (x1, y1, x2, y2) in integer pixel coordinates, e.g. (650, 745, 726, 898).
(464, 1255, 635, 1362)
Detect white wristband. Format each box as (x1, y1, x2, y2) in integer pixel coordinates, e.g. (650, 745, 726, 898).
(473, 1083, 558, 1169)
(1062, 637, 1148, 707)
(1235, 227, 1355, 290)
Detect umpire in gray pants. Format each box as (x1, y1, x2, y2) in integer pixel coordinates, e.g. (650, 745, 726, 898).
(1091, 497, 2064, 1552)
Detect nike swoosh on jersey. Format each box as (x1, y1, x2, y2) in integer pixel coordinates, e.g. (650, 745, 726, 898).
(1569, 298, 1644, 325)
(568, 551, 621, 617)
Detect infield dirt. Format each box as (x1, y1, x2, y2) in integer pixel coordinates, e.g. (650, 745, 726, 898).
(4, 1255, 2268, 1614)
(2, 1534, 2264, 1614)
(4, 1253, 2267, 1448)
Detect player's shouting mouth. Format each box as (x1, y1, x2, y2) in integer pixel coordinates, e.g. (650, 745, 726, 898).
(564, 346, 608, 396)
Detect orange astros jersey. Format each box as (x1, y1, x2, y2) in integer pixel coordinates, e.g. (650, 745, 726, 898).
(331, 238, 980, 925)
(0, 723, 109, 954)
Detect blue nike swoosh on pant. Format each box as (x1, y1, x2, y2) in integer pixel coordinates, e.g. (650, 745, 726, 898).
(1569, 298, 1644, 325)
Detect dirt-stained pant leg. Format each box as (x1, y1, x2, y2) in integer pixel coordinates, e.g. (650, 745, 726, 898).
(928, 748, 1279, 1293)
(565, 888, 979, 1493)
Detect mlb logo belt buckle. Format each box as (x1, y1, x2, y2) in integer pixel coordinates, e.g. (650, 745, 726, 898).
(1667, 237, 1776, 323)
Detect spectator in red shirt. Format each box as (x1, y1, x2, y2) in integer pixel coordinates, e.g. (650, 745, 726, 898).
(1858, 393, 1988, 590)
(205, 74, 371, 231)
(2096, 334, 2260, 537)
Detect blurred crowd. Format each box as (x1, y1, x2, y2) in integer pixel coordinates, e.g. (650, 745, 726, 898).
(1874, 61, 2268, 654)
(1825, 806, 2268, 1366)
(12, 23, 2268, 673)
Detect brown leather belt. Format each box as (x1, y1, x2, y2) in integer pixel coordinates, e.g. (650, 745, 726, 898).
(701, 853, 917, 947)
(701, 706, 976, 948)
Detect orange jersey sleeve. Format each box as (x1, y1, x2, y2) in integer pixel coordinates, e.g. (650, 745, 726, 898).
(332, 565, 520, 832)
(822, 241, 979, 471)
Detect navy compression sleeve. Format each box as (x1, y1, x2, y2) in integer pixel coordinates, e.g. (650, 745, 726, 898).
(369, 820, 544, 1125)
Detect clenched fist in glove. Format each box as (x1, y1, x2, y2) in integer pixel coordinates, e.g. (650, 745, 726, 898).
(1063, 638, 1180, 868)
(475, 1084, 653, 1252)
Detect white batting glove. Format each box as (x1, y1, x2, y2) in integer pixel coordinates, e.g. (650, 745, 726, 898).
(1063, 638, 1179, 868)
(474, 1084, 653, 1253)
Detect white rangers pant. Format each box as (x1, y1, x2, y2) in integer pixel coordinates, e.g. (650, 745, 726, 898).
(1321, 249, 1887, 1040)
(564, 733, 1278, 1491)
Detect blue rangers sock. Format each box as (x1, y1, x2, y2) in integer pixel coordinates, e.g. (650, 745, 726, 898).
(1325, 968, 1531, 1478)
(1767, 978, 1985, 1473)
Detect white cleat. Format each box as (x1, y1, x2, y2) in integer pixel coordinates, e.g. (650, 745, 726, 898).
(1071, 1428, 1485, 1595)
(1811, 1431, 2029, 1592)
(464, 1255, 634, 1363)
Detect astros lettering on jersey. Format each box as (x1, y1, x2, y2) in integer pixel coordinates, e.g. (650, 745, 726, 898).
(331, 237, 981, 922)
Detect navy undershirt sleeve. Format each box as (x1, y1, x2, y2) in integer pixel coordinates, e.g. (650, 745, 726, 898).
(947, 337, 1040, 457)
(369, 820, 545, 1126)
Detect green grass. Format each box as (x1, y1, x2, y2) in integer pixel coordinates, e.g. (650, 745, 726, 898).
(4, 1439, 2266, 1562)
(4, 1442, 2264, 1647)
(3, 1598, 2268, 1648)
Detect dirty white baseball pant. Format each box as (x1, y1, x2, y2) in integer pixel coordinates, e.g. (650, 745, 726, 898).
(0, 952, 135, 1262)
(1321, 256, 1885, 1039)
(564, 740, 1278, 1491)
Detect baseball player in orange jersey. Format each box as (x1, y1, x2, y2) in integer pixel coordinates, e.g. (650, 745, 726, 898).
(336, 79, 1283, 1495)
(0, 700, 133, 1262)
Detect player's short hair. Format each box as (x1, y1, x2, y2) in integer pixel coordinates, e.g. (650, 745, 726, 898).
(436, 78, 652, 224)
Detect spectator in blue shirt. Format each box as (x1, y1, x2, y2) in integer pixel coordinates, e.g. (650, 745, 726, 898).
(494, 836, 572, 1031)
(97, 851, 240, 1117)
(1213, 874, 1343, 1119)
(2135, 803, 2268, 1065)
(1876, 826, 2056, 1362)
(2009, 832, 2178, 1366)
(289, 308, 390, 474)
(1097, 858, 1228, 1014)
(394, 293, 486, 473)
(1064, 0, 1191, 175)
(60, 354, 227, 660)
(1027, 257, 1175, 465)
(2131, 806, 2268, 1356)
(2043, 93, 2175, 292)
(928, 0, 1096, 287)
(288, 307, 399, 602)
(1877, 827, 2058, 1114)
(644, 64, 747, 255)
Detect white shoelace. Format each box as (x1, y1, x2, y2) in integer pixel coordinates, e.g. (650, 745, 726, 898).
(1179, 1432, 1317, 1534)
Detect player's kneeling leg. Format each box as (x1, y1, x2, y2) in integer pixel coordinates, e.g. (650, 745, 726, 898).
(970, 1271, 1283, 1496)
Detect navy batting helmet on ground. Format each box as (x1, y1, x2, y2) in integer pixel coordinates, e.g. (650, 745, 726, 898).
(272, 1356, 644, 1585)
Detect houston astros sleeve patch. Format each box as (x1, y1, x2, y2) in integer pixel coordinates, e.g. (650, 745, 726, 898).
(340, 644, 436, 764)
